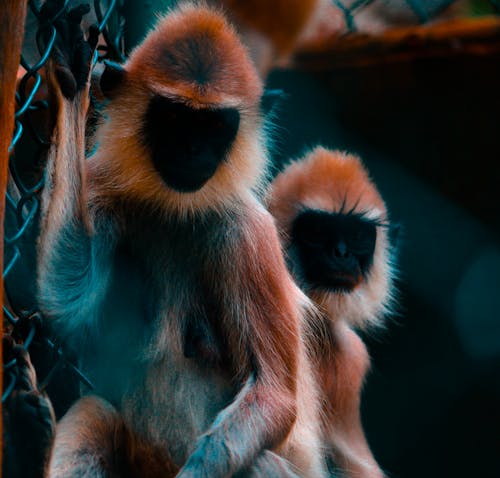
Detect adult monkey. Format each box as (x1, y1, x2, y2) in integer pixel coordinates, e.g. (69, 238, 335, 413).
(39, 2, 326, 477)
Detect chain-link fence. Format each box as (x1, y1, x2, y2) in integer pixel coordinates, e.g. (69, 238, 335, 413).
(3, 0, 125, 410)
(330, 0, 457, 30)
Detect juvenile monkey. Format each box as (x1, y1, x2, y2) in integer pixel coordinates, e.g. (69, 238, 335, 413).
(268, 147, 396, 478)
(38, 2, 325, 477)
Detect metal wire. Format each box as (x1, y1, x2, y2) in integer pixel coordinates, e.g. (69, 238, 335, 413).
(3, 0, 124, 404)
(330, 0, 500, 31)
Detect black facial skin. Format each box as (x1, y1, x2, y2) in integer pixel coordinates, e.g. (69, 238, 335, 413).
(290, 210, 377, 292)
(142, 96, 240, 192)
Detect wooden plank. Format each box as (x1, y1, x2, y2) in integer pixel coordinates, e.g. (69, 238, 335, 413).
(293, 16, 500, 69)
(0, 1, 28, 473)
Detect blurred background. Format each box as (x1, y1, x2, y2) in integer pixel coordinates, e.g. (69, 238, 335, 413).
(4, 1, 500, 477)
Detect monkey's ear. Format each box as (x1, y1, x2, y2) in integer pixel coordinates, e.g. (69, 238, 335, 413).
(100, 60, 126, 98)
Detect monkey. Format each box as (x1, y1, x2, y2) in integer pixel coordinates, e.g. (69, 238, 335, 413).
(268, 147, 397, 478)
(37, 1, 327, 477)
(2, 335, 56, 478)
(206, 0, 320, 76)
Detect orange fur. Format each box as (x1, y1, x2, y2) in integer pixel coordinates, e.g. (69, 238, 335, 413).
(42, 4, 327, 477)
(217, 0, 319, 55)
(49, 396, 179, 477)
(319, 323, 384, 478)
(127, 4, 262, 107)
(270, 147, 386, 241)
(268, 147, 394, 477)
(208, 0, 319, 75)
(89, 4, 267, 218)
(268, 147, 393, 330)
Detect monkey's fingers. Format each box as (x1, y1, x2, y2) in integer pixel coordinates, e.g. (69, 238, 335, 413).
(4, 340, 39, 393)
(3, 334, 16, 362)
(41, 1, 93, 99)
(67, 3, 91, 23)
(87, 24, 100, 51)
(13, 391, 56, 436)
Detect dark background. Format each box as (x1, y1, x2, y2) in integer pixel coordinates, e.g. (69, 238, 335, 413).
(266, 56, 500, 477)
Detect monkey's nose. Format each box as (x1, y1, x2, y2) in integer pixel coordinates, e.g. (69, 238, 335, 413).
(333, 240, 350, 259)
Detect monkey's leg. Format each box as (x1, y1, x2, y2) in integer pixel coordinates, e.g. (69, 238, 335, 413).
(176, 373, 296, 478)
(47, 395, 127, 478)
(182, 324, 301, 477)
(327, 323, 385, 478)
(3, 337, 56, 478)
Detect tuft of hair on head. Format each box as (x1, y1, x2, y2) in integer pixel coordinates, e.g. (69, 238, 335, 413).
(267, 146, 398, 331)
(91, 2, 270, 217)
(126, 1, 263, 107)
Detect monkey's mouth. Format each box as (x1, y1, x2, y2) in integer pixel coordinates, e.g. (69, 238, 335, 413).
(324, 271, 361, 292)
(156, 162, 220, 193)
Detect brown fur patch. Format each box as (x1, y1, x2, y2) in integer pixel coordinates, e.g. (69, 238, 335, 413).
(267, 147, 394, 330)
(126, 3, 262, 107)
(48, 396, 179, 478)
(268, 147, 387, 245)
(220, 0, 319, 55)
(89, 4, 267, 218)
(318, 323, 369, 425)
(205, 203, 302, 444)
(268, 147, 390, 477)
(320, 323, 384, 477)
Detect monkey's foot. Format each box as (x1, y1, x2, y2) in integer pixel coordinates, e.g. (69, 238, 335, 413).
(3, 336, 56, 454)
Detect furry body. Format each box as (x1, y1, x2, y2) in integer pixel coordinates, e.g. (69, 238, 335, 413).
(269, 147, 396, 478)
(38, 3, 326, 477)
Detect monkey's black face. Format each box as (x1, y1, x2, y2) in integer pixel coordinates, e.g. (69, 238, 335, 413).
(290, 210, 377, 292)
(143, 96, 240, 192)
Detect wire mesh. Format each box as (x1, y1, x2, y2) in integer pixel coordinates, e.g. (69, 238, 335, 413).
(3, 0, 125, 405)
(327, 0, 500, 34)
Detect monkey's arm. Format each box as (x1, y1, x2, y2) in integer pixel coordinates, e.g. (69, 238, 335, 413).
(37, 2, 114, 338)
(177, 207, 301, 478)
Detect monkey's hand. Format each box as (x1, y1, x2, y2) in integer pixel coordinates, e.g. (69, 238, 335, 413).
(41, 0, 98, 99)
(3, 336, 56, 478)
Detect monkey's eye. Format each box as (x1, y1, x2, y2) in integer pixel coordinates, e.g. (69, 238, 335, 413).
(292, 210, 330, 248)
(296, 226, 329, 249)
(347, 225, 377, 256)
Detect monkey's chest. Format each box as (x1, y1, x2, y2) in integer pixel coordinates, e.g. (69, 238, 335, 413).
(123, 345, 234, 465)
(85, 246, 235, 465)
